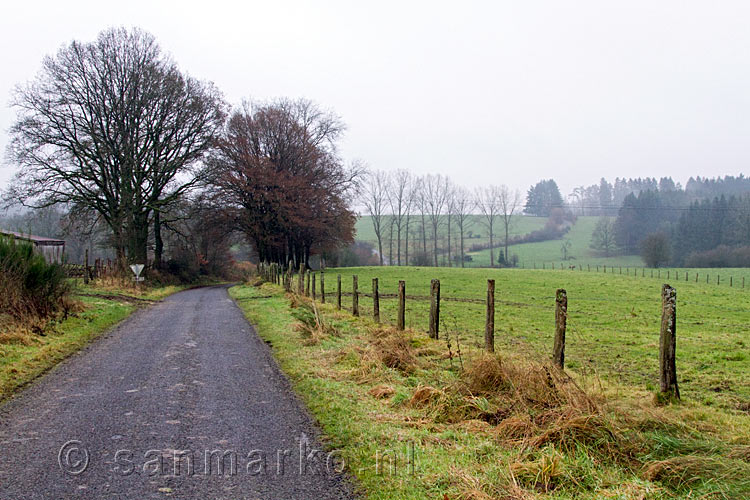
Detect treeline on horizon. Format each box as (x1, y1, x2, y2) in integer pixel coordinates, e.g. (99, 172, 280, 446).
(356, 173, 750, 269)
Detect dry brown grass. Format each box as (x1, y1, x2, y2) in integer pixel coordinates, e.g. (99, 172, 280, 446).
(642, 455, 745, 488)
(368, 384, 395, 399)
(369, 327, 419, 374)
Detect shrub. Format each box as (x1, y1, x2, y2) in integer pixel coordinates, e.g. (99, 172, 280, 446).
(0, 236, 71, 319)
(640, 232, 671, 268)
(684, 245, 750, 268)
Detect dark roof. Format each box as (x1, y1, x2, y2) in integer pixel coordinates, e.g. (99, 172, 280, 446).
(0, 229, 65, 245)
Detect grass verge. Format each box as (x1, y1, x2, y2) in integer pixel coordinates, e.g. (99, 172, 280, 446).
(230, 281, 750, 499)
(0, 279, 184, 401)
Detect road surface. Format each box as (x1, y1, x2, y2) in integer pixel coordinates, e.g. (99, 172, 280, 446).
(0, 285, 354, 499)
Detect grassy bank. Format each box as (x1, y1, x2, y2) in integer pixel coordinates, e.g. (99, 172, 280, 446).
(0, 280, 183, 401)
(230, 279, 750, 499)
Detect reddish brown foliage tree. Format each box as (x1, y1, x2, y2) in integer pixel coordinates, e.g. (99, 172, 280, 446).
(210, 99, 360, 267)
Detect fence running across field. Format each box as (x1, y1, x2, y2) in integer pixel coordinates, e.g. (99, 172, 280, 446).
(257, 261, 685, 400)
(521, 262, 747, 288)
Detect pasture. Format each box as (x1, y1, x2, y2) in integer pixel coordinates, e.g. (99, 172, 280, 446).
(324, 266, 749, 410)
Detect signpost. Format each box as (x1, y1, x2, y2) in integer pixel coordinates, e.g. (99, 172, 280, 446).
(130, 264, 145, 282)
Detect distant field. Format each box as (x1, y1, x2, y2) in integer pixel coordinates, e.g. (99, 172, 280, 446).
(355, 215, 646, 268)
(354, 214, 547, 248)
(323, 265, 749, 410)
(466, 216, 645, 268)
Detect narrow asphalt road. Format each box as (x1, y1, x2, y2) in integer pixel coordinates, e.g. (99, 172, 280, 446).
(0, 286, 355, 499)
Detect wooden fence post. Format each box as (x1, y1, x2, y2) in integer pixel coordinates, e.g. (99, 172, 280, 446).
(337, 275, 342, 310)
(717, 275, 720, 285)
(312, 273, 317, 300)
(429, 279, 440, 339)
(659, 284, 679, 400)
(485, 279, 495, 352)
(305, 270, 311, 297)
(372, 278, 380, 323)
(320, 272, 325, 303)
(352, 275, 359, 316)
(298, 263, 304, 294)
(730, 276, 733, 287)
(397, 280, 406, 330)
(553, 289, 567, 369)
(685, 271, 688, 282)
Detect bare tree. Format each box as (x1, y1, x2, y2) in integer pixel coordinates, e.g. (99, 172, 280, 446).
(452, 187, 474, 267)
(476, 185, 501, 267)
(423, 174, 450, 267)
(6, 28, 226, 265)
(361, 169, 389, 265)
(445, 179, 456, 266)
(388, 170, 413, 266)
(498, 185, 522, 263)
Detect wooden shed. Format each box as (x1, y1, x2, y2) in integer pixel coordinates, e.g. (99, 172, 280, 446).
(0, 230, 66, 264)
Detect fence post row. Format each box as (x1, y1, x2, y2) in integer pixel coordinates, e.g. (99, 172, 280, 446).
(659, 284, 679, 400)
(397, 280, 406, 330)
(352, 275, 359, 316)
(485, 279, 495, 353)
(553, 288, 567, 369)
(429, 279, 440, 339)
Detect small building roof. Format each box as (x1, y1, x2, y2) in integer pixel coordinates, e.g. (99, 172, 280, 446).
(0, 229, 65, 246)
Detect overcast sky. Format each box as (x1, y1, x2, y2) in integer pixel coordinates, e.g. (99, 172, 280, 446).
(1, 0, 749, 199)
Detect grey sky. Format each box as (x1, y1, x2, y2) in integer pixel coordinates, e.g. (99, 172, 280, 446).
(1, 0, 749, 199)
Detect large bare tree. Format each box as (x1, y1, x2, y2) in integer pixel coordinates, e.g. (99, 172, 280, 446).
(6, 28, 226, 265)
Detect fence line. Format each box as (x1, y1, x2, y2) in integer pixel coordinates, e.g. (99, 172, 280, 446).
(256, 261, 686, 401)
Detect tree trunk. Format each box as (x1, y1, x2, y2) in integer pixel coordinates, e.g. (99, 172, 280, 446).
(154, 210, 163, 269)
(404, 215, 410, 265)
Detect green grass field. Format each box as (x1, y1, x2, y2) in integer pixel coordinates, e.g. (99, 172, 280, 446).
(322, 266, 750, 409)
(466, 216, 645, 268)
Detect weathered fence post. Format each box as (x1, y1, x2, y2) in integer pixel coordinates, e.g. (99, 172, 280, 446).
(305, 270, 311, 297)
(320, 272, 325, 303)
(298, 263, 304, 294)
(372, 278, 380, 323)
(685, 271, 688, 282)
(717, 275, 720, 285)
(695, 273, 698, 283)
(337, 275, 342, 310)
(553, 289, 567, 369)
(397, 280, 406, 330)
(84, 248, 89, 284)
(352, 275, 359, 316)
(485, 279, 495, 352)
(730, 276, 733, 287)
(429, 279, 440, 339)
(659, 284, 679, 400)
(706, 274, 709, 284)
(312, 273, 317, 300)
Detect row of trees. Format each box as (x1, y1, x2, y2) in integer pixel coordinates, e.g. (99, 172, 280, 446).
(4, 28, 359, 272)
(361, 171, 522, 267)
